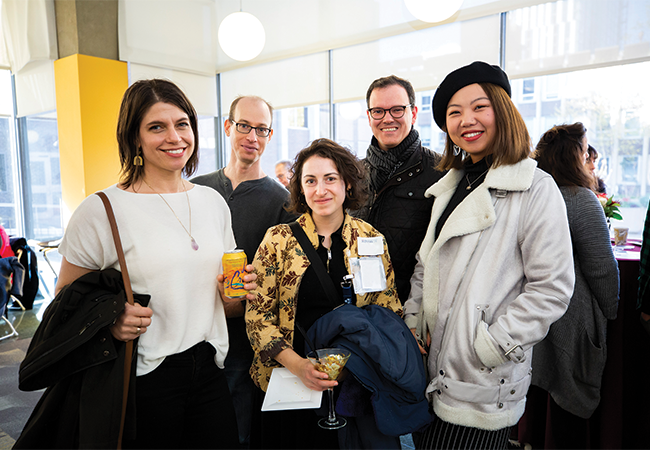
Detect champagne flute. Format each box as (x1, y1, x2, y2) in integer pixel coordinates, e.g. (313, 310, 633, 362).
(307, 348, 351, 430)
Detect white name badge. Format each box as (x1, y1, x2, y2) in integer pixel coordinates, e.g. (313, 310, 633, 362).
(357, 237, 384, 256)
(349, 257, 387, 294)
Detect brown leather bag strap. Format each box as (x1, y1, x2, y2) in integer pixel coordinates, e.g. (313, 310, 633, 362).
(95, 191, 134, 450)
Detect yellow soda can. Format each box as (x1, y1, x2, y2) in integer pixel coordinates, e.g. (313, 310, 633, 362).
(222, 249, 247, 298)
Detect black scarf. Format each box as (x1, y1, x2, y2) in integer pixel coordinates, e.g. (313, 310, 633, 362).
(366, 127, 420, 192)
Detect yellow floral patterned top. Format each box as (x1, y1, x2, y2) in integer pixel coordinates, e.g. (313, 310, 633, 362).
(245, 212, 402, 391)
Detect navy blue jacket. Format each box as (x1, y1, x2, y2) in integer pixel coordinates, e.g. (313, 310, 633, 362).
(308, 304, 432, 437)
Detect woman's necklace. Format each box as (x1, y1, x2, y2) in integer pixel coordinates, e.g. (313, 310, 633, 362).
(142, 178, 199, 251)
(465, 168, 490, 190)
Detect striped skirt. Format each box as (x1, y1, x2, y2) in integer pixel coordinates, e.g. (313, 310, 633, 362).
(415, 416, 511, 450)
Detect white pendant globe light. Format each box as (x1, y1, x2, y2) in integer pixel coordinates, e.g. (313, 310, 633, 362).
(404, 0, 464, 23)
(218, 11, 266, 61)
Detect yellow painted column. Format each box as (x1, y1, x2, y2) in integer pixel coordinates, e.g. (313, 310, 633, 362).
(54, 54, 128, 222)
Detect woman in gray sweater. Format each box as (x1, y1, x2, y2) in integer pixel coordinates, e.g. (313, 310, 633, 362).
(532, 122, 620, 449)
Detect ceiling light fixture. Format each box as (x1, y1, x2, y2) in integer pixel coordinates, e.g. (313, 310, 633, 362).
(218, 1, 265, 61)
(404, 0, 464, 23)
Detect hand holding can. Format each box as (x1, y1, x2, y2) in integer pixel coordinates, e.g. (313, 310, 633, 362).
(222, 249, 248, 299)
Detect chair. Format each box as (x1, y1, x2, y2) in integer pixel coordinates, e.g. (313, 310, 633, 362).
(31, 237, 61, 301)
(0, 256, 23, 340)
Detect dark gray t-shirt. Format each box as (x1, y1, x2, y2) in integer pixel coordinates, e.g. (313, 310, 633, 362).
(191, 168, 296, 262)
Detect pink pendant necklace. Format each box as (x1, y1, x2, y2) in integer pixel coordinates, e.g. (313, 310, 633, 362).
(143, 178, 199, 251)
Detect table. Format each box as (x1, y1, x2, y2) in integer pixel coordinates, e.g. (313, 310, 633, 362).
(517, 240, 650, 449)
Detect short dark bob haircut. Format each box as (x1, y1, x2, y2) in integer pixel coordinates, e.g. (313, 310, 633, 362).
(534, 122, 593, 189)
(438, 83, 532, 171)
(287, 138, 368, 215)
(117, 79, 199, 188)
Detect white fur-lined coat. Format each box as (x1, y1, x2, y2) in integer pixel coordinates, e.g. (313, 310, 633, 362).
(403, 158, 574, 430)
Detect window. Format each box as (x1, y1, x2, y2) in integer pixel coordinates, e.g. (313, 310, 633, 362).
(22, 114, 62, 240)
(421, 95, 431, 112)
(335, 99, 372, 156)
(522, 79, 535, 101)
(511, 60, 650, 235)
(193, 116, 218, 178)
(0, 80, 19, 235)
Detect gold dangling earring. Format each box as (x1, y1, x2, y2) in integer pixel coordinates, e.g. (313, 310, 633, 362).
(134, 147, 143, 166)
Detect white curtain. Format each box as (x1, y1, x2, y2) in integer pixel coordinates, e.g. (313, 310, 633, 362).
(505, 0, 650, 78)
(129, 63, 218, 117)
(1, 0, 57, 116)
(220, 52, 330, 112)
(333, 15, 501, 104)
(118, 0, 218, 77)
(1, 0, 57, 73)
(14, 60, 56, 117)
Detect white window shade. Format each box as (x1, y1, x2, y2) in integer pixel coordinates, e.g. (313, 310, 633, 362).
(1, 0, 57, 73)
(332, 15, 501, 104)
(118, 0, 218, 77)
(129, 63, 217, 117)
(220, 52, 329, 113)
(0, 69, 12, 115)
(0, 2, 10, 70)
(506, 0, 650, 79)
(213, 0, 551, 73)
(15, 60, 56, 117)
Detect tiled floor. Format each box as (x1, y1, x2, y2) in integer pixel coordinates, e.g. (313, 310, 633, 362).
(0, 297, 50, 449)
(0, 247, 58, 449)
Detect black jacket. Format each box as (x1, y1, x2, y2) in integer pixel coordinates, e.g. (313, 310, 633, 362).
(354, 143, 443, 303)
(15, 269, 150, 449)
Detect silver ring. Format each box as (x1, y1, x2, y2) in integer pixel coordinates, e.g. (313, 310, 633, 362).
(136, 327, 141, 335)
(139, 317, 143, 327)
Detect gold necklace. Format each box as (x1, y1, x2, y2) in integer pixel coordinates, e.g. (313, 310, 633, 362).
(465, 168, 490, 190)
(142, 178, 199, 251)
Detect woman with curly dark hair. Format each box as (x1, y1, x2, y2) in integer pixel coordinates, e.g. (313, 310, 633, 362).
(531, 123, 619, 449)
(246, 138, 402, 449)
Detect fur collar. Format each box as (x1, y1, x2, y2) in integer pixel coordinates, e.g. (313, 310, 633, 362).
(420, 158, 538, 257)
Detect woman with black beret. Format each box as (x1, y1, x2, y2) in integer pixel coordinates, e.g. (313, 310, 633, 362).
(403, 61, 575, 449)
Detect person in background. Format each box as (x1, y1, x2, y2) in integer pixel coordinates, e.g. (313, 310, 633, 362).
(192, 95, 295, 448)
(274, 159, 292, 188)
(638, 202, 650, 336)
(532, 122, 619, 449)
(352, 75, 443, 303)
(585, 144, 607, 194)
(53, 79, 257, 449)
(246, 138, 402, 449)
(404, 62, 574, 450)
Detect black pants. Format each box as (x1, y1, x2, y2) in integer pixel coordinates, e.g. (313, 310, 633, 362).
(250, 387, 339, 450)
(124, 341, 239, 449)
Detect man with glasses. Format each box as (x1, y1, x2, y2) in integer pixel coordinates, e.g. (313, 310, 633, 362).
(353, 75, 443, 304)
(192, 95, 295, 448)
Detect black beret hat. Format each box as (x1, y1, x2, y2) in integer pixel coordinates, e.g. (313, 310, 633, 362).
(432, 61, 511, 130)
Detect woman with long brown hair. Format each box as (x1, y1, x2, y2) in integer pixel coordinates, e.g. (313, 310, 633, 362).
(51, 79, 256, 449)
(531, 122, 619, 449)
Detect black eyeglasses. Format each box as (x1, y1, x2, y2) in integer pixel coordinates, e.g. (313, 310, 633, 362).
(367, 105, 412, 120)
(232, 121, 272, 137)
